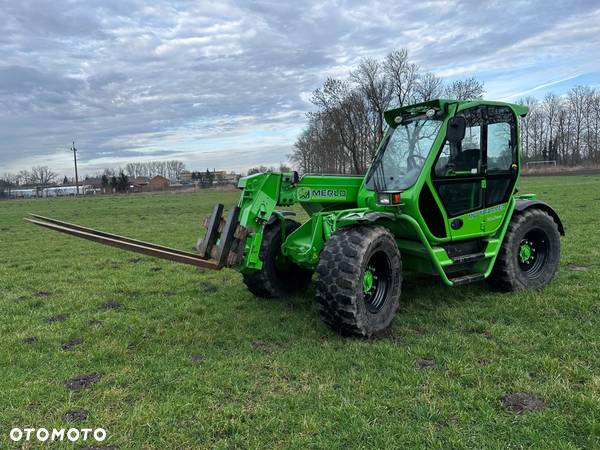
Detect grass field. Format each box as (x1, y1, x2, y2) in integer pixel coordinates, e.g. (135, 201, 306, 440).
(1, 175, 599, 449)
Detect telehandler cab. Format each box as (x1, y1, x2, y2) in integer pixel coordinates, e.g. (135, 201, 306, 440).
(28, 99, 564, 337)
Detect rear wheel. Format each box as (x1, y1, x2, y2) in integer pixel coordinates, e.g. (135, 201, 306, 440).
(487, 208, 561, 291)
(316, 226, 402, 337)
(242, 219, 312, 298)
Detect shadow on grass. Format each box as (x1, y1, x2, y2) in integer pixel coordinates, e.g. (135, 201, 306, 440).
(232, 272, 494, 341)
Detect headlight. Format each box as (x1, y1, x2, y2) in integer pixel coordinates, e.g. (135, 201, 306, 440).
(377, 192, 401, 205)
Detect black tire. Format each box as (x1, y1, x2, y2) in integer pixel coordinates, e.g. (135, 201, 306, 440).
(315, 225, 402, 337)
(487, 208, 561, 291)
(242, 219, 312, 298)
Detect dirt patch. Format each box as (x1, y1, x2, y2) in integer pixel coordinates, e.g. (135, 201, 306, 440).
(65, 373, 101, 391)
(35, 290, 51, 298)
(478, 358, 492, 366)
(23, 336, 38, 344)
(62, 337, 83, 351)
(64, 408, 89, 422)
(191, 354, 206, 364)
(416, 358, 436, 370)
(567, 264, 589, 272)
(251, 340, 272, 353)
(368, 327, 402, 343)
(101, 300, 121, 310)
(88, 319, 103, 326)
(199, 281, 218, 293)
(465, 326, 492, 338)
(501, 392, 545, 413)
(47, 314, 68, 323)
(28, 400, 40, 410)
(149, 267, 162, 272)
(127, 291, 142, 298)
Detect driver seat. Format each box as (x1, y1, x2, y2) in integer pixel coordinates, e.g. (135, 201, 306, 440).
(454, 148, 480, 172)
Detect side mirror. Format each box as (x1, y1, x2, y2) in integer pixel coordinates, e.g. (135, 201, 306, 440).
(446, 116, 466, 142)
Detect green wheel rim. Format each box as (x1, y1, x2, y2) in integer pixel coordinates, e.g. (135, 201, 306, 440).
(519, 241, 533, 263)
(362, 269, 374, 293)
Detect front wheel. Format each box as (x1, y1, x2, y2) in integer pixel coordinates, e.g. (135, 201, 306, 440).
(242, 219, 312, 298)
(487, 208, 561, 291)
(316, 226, 402, 337)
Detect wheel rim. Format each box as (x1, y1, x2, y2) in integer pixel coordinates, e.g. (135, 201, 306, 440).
(518, 229, 549, 279)
(363, 251, 392, 313)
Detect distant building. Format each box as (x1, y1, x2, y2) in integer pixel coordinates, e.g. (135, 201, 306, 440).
(212, 170, 241, 186)
(11, 188, 36, 198)
(148, 175, 170, 190)
(43, 185, 94, 196)
(85, 177, 103, 188)
(130, 176, 149, 192)
(9, 185, 94, 198)
(179, 170, 192, 184)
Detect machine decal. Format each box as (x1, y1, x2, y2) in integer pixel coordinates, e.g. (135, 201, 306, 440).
(297, 187, 347, 201)
(466, 204, 506, 219)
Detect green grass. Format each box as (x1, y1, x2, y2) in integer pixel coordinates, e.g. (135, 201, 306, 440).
(1, 176, 599, 449)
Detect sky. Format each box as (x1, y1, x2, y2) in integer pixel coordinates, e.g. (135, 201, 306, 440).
(1, 0, 599, 177)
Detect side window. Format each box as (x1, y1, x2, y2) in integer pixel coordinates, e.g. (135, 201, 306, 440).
(432, 107, 484, 217)
(487, 106, 516, 173)
(434, 108, 483, 177)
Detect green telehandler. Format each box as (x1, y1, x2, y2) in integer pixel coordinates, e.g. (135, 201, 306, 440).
(28, 98, 564, 337)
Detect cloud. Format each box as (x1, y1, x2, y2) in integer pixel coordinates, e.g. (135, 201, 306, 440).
(0, 0, 599, 175)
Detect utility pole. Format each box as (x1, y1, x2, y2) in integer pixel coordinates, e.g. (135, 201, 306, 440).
(71, 141, 79, 195)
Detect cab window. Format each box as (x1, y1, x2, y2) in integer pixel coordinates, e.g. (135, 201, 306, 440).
(434, 108, 483, 177)
(487, 106, 516, 173)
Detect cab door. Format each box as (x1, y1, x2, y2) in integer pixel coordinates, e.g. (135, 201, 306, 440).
(484, 105, 519, 211)
(432, 105, 518, 239)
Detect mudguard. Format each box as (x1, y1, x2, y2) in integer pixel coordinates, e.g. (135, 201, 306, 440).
(515, 199, 565, 235)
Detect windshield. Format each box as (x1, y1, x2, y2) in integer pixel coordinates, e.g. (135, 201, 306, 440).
(365, 117, 443, 191)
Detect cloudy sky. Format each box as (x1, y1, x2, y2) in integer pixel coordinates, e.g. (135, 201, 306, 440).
(1, 0, 599, 176)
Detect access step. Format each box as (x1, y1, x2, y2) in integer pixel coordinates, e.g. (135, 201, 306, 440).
(450, 273, 485, 286)
(450, 252, 486, 264)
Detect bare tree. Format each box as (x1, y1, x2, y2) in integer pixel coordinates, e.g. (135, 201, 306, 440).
(30, 166, 57, 185)
(311, 78, 371, 173)
(16, 170, 31, 185)
(350, 58, 392, 150)
(517, 85, 599, 167)
(416, 72, 444, 102)
(293, 48, 487, 174)
(384, 49, 420, 108)
(444, 77, 485, 100)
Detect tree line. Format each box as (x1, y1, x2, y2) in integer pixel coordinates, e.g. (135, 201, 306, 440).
(290, 48, 600, 174)
(123, 160, 186, 181)
(290, 49, 485, 174)
(518, 87, 600, 166)
(1, 166, 59, 187)
(1, 160, 187, 189)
